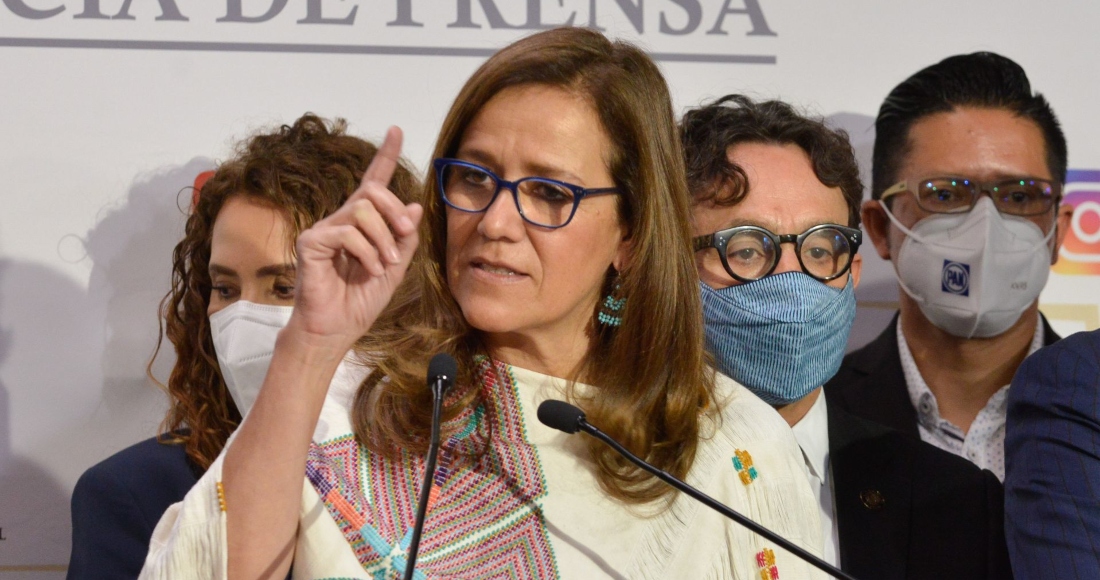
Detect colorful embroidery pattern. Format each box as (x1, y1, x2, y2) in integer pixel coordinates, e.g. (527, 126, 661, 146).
(755, 547, 779, 580)
(306, 358, 559, 579)
(733, 449, 759, 485)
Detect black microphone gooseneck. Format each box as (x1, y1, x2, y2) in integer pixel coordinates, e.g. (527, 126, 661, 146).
(536, 400, 858, 580)
(403, 353, 457, 580)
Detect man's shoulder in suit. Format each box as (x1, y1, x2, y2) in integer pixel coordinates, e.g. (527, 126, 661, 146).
(826, 398, 1010, 579)
(826, 312, 1062, 437)
(825, 316, 919, 436)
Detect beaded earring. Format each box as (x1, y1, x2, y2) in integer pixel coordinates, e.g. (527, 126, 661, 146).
(597, 276, 626, 327)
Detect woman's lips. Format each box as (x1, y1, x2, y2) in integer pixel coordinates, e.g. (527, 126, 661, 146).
(471, 260, 527, 280)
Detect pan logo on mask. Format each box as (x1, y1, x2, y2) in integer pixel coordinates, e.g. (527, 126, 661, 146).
(941, 260, 970, 296)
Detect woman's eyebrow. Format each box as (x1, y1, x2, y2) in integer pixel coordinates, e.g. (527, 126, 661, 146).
(525, 161, 584, 185)
(256, 264, 296, 278)
(208, 264, 237, 277)
(454, 147, 494, 166)
(454, 149, 584, 184)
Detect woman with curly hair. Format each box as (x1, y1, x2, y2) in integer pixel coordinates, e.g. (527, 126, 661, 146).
(67, 113, 418, 578)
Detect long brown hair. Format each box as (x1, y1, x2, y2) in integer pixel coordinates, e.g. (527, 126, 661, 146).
(353, 27, 715, 504)
(153, 114, 419, 470)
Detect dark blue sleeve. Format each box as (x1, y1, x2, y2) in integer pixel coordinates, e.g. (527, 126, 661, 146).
(67, 459, 155, 580)
(67, 437, 200, 579)
(1005, 330, 1100, 579)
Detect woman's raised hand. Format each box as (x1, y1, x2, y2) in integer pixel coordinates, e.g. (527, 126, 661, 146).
(289, 126, 423, 352)
(220, 132, 421, 580)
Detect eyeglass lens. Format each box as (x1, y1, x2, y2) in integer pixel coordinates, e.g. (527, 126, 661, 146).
(723, 227, 853, 281)
(440, 162, 577, 227)
(915, 178, 1055, 216)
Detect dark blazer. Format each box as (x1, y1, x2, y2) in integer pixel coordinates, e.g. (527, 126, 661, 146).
(1004, 329, 1100, 579)
(826, 395, 1011, 579)
(826, 314, 1061, 437)
(67, 435, 202, 580)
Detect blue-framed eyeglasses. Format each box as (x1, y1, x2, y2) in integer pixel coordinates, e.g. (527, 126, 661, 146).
(693, 223, 862, 283)
(433, 158, 620, 229)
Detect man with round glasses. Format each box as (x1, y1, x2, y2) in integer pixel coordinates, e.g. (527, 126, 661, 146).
(825, 52, 1073, 484)
(682, 94, 1009, 579)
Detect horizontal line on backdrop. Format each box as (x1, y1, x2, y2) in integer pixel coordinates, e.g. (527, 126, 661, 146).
(0, 565, 68, 572)
(0, 37, 776, 64)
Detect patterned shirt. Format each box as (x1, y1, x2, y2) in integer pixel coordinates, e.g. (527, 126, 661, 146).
(897, 319, 1044, 481)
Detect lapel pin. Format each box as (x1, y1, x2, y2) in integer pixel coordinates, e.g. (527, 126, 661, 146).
(860, 488, 886, 510)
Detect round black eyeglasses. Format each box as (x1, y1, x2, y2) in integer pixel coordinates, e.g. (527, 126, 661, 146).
(693, 224, 862, 283)
(434, 158, 620, 229)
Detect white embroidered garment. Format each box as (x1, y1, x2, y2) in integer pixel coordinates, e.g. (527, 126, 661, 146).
(141, 357, 825, 579)
(898, 317, 1044, 481)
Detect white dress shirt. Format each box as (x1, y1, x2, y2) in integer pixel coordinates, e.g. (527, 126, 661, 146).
(897, 318, 1044, 481)
(791, 390, 840, 568)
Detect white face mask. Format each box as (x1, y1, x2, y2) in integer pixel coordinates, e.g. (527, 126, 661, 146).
(209, 300, 293, 415)
(881, 196, 1054, 338)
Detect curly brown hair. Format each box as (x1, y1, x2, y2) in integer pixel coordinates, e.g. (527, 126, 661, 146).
(680, 94, 864, 227)
(352, 27, 715, 505)
(151, 113, 420, 471)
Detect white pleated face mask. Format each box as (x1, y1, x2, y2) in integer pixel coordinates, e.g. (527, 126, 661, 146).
(208, 300, 293, 416)
(881, 196, 1054, 338)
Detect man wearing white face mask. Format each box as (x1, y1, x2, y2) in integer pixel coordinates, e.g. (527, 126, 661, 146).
(826, 52, 1074, 482)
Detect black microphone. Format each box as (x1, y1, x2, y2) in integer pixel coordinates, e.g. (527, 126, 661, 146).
(403, 353, 457, 580)
(537, 399, 858, 580)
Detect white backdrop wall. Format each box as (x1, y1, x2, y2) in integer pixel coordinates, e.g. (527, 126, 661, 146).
(1, 1, 1098, 575)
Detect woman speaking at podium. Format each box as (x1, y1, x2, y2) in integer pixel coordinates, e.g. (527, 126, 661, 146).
(141, 27, 824, 579)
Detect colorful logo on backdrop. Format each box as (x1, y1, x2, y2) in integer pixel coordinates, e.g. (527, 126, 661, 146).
(942, 260, 970, 295)
(1054, 170, 1100, 275)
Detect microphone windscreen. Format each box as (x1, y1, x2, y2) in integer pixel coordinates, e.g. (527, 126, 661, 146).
(427, 353, 458, 391)
(537, 400, 585, 434)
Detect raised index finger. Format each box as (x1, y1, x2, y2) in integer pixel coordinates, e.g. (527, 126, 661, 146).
(359, 125, 403, 190)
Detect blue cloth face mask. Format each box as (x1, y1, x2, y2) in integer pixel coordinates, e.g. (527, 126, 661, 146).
(700, 272, 857, 405)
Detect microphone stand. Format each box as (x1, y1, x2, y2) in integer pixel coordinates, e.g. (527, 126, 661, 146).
(579, 418, 859, 580)
(403, 378, 445, 580)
